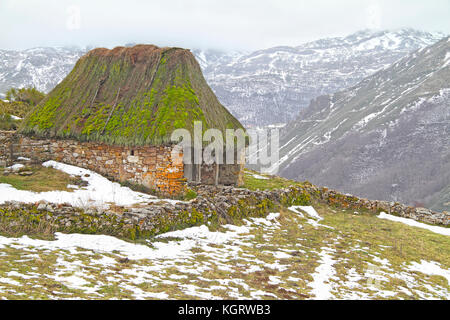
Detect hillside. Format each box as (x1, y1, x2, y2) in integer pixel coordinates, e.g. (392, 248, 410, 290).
(0, 160, 449, 300)
(276, 37, 450, 212)
(19, 45, 242, 146)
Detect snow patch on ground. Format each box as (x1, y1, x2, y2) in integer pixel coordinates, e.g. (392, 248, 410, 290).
(251, 173, 269, 180)
(0, 161, 184, 209)
(287, 206, 304, 217)
(6, 164, 24, 172)
(0, 205, 449, 299)
(309, 247, 337, 299)
(0, 220, 253, 261)
(295, 206, 323, 221)
(378, 212, 450, 236)
(289, 206, 334, 229)
(407, 260, 450, 285)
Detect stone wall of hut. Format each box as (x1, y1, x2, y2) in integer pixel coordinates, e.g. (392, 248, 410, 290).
(0, 131, 244, 196)
(0, 131, 185, 195)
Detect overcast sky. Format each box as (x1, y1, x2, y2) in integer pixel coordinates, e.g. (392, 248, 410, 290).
(1, 0, 449, 51)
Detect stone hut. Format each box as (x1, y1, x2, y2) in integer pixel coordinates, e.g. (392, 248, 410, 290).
(6, 45, 245, 196)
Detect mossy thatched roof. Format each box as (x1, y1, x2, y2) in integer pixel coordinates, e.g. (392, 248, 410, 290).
(20, 45, 243, 146)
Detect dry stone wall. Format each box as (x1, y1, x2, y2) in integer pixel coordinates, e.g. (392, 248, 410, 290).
(0, 181, 448, 241)
(1, 131, 448, 227)
(0, 131, 16, 167)
(302, 184, 450, 226)
(0, 184, 309, 240)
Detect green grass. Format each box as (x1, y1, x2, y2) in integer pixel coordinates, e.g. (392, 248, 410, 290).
(243, 169, 304, 190)
(0, 166, 82, 192)
(314, 202, 450, 266)
(0, 172, 448, 299)
(0, 100, 34, 118)
(183, 188, 198, 201)
(0, 114, 20, 130)
(0, 99, 35, 130)
(1, 199, 449, 299)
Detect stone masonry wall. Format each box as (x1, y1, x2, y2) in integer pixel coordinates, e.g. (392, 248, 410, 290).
(1, 131, 448, 226)
(0, 183, 448, 241)
(302, 184, 450, 226)
(0, 131, 185, 196)
(0, 131, 16, 167)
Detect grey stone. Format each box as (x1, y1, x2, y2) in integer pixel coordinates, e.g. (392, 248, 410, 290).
(416, 207, 432, 215)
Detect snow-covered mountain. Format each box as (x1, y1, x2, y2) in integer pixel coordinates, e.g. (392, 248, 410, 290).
(0, 46, 85, 94)
(276, 37, 450, 212)
(196, 29, 446, 126)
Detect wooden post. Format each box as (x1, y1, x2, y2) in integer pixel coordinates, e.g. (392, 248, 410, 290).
(8, 141, 13, 167)
(197, 163, 201, 183)
(215, 162, 220, 186)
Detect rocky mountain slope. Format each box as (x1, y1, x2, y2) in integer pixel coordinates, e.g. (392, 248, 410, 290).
(276, 37, 450, 212)
(197, 29, 445, 126)
(0, 47, 85, 96)
(1, 29, 445, 127)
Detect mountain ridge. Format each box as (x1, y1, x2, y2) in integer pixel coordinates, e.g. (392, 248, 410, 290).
(196, 28, 446, 126)
(276, 36, 450, 211)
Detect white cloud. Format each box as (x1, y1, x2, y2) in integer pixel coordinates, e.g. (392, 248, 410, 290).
(0, 0, 448, 51)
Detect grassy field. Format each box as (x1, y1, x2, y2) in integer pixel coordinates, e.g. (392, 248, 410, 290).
(0, 200, 448, 299)
(0, 166, 82, 193)
(243, 170, 304, 190)
(0, 167, 448, 299)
